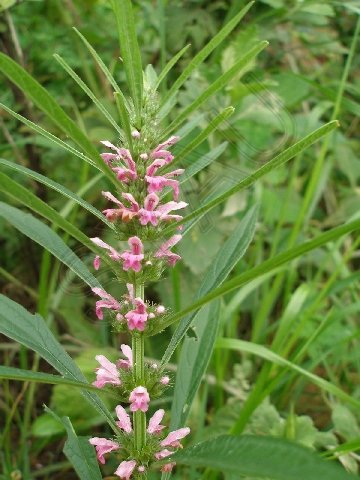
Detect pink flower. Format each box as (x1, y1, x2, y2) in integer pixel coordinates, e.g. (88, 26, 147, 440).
(125, 298, 148, 331)
(161, 462, 176, 473)
(92, 288, 121, 320)
(93, 355, 121, 388)
(156, 305, 165, 314)
(100, 141, 137, 183)
(115, 460, 137, 479)
(145, 169, 184, 200)
(102, 191, 139, 222)
(91, 237, 122, 262)
(155, 235, 182, 266)
(155, 448, 177, 471)
(147, 409, 166, 435)
(151, 136, 180, 160)
(131, 129, 140, 138)
(138, 193, 187, 226)
(116, 405, 132, 433)
(160, 376, 170, 385)
(93, 255, 101, 270)
(129, 386, 150, 412)
(89, 437, 120, 464)
(120, 237, 144, 272)
(161, 427, 190, 448)
(117, 344, 133, 369)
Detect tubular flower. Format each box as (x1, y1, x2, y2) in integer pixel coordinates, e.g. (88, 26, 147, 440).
(116, 405, 132, 433)
(129, 386, 150, 412)
(138, 193, 187, 226)
(114, 460, 137, 480)
(147, 409, 166, 435)
(161, 427, 191, 448)
(102, 191, 139, 222)
(120, 236, 144, 272)
(117, 344, 133, 369)
(91, 237, 122, 264)
(89, 437, 120, 464)
(92, 288, 121, 320)
(125, 298, 148, 331)
(155, 234, 182, 266)
(100, 141, 137, 183)
(93, 355, 121, 388)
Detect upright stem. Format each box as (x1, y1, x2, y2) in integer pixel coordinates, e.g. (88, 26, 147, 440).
(132, 282, 146, 452)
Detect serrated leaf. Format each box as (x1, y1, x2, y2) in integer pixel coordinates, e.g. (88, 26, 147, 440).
(0, 202, 100, 288)
(169, 435, 356, 480)
(0, 296, 117, 430)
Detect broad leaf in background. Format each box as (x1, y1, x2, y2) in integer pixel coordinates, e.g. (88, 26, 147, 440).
(162, 204, 259, 367)
(0, 295, 117, 430)
(170, 435, 357, 480)
(170, 301, 220, 430)
(46, 409, 102, 480)
(0, 203, 100, 288)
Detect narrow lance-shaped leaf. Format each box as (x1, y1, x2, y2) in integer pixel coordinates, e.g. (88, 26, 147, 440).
(46, 409, 103, 480)
(170, 301, 221, 430)
(0, 52, 113, 180)
(172, 106, 234, 167)
(161, 1, 255, 108)
(216, 338, 360, 410)
(172, 120, 339, 236)
(0, 202, 101, 288)
(157, 217, 360, 335)
(54, 53, 122, 135)
(164, 40, 269, 136)
(156, 44, 191, 89)
(169, 435, 357, 480)
(0, 158, 114, 229)
(161, 204, 259, 366)
(0, 296, 117, 430)
(0, 173, 112, 268)
(111, 0, 143, 121)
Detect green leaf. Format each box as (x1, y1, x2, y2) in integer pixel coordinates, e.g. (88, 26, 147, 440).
(217, 338, 360, 410)
(159, 217, 360, 333)
(46, 409, 102, 480)
(114, 91, 134, 150)
(170, 435, 356, 480)
(0, 202, 100, 288)
(54, 54, 122, 134)
(0, 53, 110, 176)
(111, 0, 143, 120)
(164, 40, 268, 135)
(172, 106, 234, 167)
(0, 103, 99, 170)
(0, 295, 117, 430)
(0, 366, 105, 392)
(160, 205, 259, 364)
(156, 44, 191, 89)
(179, 142, 228, 185)
(0, 159, 113, 229)
(162, 1, 255, 107)
(170, 301, 221, 430)
(178, 120, 339, 230)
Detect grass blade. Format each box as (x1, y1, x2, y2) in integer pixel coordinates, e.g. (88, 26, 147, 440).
(0, 202, 101, 288)
(0, 158, 113, 229)
(160, 205, 259, 364)
(158, 217, 360, 335)
(164, 40, 268, 135)
(54, 53, 122, 135)
(161, 1, 255, 107)
(110, 0, 143, 120)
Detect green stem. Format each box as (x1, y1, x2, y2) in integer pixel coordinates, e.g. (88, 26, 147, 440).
(132, 283, 146, 453)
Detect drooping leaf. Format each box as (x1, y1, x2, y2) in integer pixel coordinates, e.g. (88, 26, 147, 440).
(160, 204, 259, 364)
(0, 159, 113, 229)
(46, 409, 103, 480)
(169, 435, 356, 480)
(0, 202, 101, 288)
(0, 296, 117, 430)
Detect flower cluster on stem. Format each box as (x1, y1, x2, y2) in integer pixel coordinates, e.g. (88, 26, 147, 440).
(88, 94, 189, 478)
